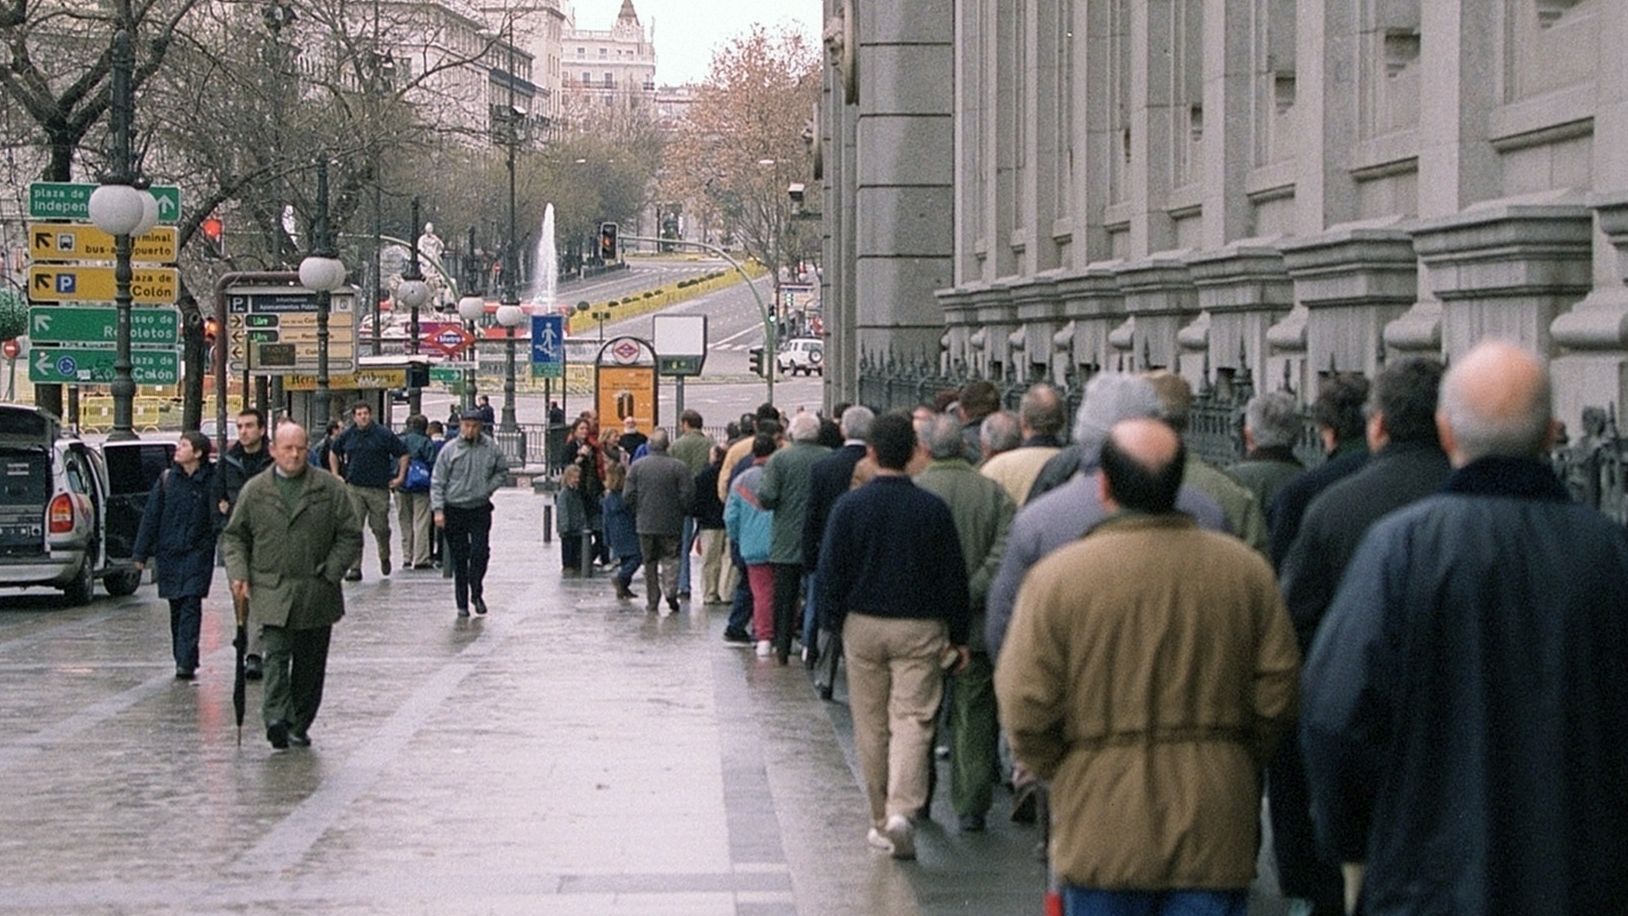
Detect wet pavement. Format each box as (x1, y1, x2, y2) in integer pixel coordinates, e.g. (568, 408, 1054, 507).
(0, 489, 1053, 914)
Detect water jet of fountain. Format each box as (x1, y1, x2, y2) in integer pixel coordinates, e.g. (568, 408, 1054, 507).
(530, 203, 558, 314)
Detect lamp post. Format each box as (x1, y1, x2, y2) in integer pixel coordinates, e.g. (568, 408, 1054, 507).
(397, 197, 431, 415)
(299, 156, 347, 434)
(498, 23, 523, 436)
(88, 29, 151, 442)
(592, 307, 612, 341)
(457, 293, 485, 413)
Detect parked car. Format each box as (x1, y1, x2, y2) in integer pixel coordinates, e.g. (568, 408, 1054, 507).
(0, 404, 169, 605)
(777, 338, 824, 376)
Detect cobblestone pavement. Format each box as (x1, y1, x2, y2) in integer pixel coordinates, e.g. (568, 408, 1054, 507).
(0, 489, 1056, 915)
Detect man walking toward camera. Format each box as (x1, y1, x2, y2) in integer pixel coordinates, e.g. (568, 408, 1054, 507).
(223, 423, 362, 750)
(214, 407, 273, 679)
(329, 402, 407, 581)
(432, 410, 508, 618)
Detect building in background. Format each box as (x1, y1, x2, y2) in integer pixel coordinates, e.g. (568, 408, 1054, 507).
(560, 0, 657, 122)
(821, 0, 1628, 440)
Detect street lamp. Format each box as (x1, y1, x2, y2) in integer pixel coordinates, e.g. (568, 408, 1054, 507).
(299, 156, 347, 434)
(397, 197, 431, 415)
(457, 292, 485, 412)
(496, 302, 523, 434)
(592, 307, 612, 341)
(88, 29, 143, 441)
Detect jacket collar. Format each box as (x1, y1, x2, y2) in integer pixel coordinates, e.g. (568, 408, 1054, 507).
(1086, 510, 1199, 538)
(1372, 440, 1443, 463)
(1443, 455, 1570, 503)
(1022, 433, 1063, 449)
(1243, 445, 1298, 465)
(925, 457, 973, 472)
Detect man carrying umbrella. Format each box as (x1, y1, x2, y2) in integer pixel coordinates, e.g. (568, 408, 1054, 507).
(223, 422, 363, 750)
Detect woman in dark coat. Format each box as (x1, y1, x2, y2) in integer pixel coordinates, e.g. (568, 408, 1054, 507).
(133, 431, 221, 680)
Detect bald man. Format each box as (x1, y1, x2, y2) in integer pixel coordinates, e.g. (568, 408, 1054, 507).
(1301, 341, 1628, 915)
(996, 419, 1299, 916)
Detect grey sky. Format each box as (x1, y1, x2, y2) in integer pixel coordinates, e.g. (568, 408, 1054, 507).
(566, 0, 821, 87)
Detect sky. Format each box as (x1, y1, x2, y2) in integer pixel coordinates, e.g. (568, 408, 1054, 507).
(566, 0, 822, 86)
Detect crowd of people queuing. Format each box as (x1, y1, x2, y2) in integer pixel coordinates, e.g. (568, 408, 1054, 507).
(126, 335, 1626, 913)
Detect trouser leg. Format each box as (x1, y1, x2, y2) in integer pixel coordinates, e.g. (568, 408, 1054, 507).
(771, 563, 802, 658)
(174, 594, 202, 672)
(639, 535, 662, 606)
(656, 536, 680, 602)
(615, 552, 642, 585)
(841, 614, 893, 826)
(260, 625, 295, 728)
(289, 625, 332, 735)
(412, 494, 433, 565)
(699, 529, 726, 602)
(746, 564, 776, 640)
(398, 494, 416, 566)
(726, 556, 753, 635)
(884, 621, 948, 821)
(950, 651, 1000, 817)
(444, 508, 473, 609)
(466, 504, 493, 599)
(561, 533, 582, 571)
(801, 572, 818, 647)
(676, 516, 695, 593)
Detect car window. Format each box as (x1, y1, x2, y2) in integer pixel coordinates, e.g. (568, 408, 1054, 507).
(63, 450, 90, 495)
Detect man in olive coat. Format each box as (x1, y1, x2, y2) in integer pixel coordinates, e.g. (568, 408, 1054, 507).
(757, 412, 831, 663)
(224, 422, 363, 750)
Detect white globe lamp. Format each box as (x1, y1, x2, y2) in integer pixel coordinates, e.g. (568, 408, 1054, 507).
(88, 184, 145, 236)
(397, 278, 431, 310)
(457, 295, 486, 323)
(131, 190, 159, 237)
(496, 304, 525, 328)
(298, 255, 346, 292)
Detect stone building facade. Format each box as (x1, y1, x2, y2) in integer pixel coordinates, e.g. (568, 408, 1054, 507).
(560, 0, 657, 121)
(821, 0, 1628, 436)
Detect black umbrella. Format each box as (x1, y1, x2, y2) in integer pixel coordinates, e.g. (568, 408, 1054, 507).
(232, 593, 248, 747)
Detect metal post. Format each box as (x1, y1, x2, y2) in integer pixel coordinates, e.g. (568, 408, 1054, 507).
(106, 29, 138, 442)
(676, 375, 685, 422)
(503, 327, 517, 432)
(499, 23, 520, 434)
(405, 196, 423, 415)
(313, 157, 333, 434)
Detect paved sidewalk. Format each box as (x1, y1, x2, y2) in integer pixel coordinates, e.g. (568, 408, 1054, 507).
(0, 489, 1052, 914)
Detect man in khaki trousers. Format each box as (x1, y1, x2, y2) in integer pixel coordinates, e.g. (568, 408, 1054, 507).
(816, 413, 971, 860)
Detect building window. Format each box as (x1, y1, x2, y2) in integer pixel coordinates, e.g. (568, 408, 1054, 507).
(577, 47, 584, 57)
(603, 73, 614, 87)
(600, 47, 607, 58)
(582, 71, 590, 84)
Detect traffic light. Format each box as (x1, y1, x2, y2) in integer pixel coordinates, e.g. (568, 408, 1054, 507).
(202, 316, 219, 345)
(748, 346, 765, 379)
(598, 222, 618, 261)
(200, 215, 225, 258)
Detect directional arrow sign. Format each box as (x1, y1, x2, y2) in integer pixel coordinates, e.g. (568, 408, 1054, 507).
(28, 346, 179, 384)
(27, 265, 177, 304)
(28, 182, 182, 223)
(29, 306, 178, 347)
(28, 223, 177, 264)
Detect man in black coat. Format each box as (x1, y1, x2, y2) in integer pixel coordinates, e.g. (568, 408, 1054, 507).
(212, 408, 274, 679)
(1270, 357, 1447, 916)
(800, 406, 873, 663)
(1266, 374, 1370, 569)
(1301, 341, 1628, 915)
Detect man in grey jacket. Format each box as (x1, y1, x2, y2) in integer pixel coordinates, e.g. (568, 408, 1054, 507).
(431, 410, 508, 618)
(624, 429, 694, 614)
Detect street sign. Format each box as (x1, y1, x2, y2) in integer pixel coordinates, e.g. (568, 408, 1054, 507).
(223, 285, 357, 374)
(28, 346, 179, 385)
(429, 365, 466, 384)
(652, 314, 708, 378)
(531, 315, 564, 378)
(28, 182, 182, 223)
(28, 223, 178, 264)
(29, 306, 178, 348)
(27, 265, 177, 304)
(282, 368, 407, 391)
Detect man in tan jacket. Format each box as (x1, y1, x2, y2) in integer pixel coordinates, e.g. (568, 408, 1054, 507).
(995, 418, 1298, 915)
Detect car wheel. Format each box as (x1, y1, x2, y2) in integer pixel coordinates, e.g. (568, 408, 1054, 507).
(104, 569, 141, 598)
(63, 554, 95, 606)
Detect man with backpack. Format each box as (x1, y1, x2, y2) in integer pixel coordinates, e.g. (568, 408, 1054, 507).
(398, 414, 437, 570)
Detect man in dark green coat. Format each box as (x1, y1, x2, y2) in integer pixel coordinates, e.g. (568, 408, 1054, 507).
(757, 412, 830, 663)
(224, 422, 363, 750)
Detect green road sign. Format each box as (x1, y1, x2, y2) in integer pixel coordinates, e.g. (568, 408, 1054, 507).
(29, 346, 179, 385)
(28, 182, 182, 224)
(29, 306, 178, 348)
(429, 365, 467, 383)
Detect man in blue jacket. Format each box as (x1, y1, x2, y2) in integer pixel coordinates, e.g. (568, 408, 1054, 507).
(1301, 341, 1628, 915)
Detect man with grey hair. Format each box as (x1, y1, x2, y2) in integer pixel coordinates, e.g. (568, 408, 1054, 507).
(978, 410, 1022, 462)
(1302, 341, 1628, 914)
(803, 406, 875, 670)
(758, 411, 831, 663)
(624, 427, 695, 614)
(914, 414, 1014, 833)
(982, 384, 1067, 504)
(1225, 390, 1304, 512)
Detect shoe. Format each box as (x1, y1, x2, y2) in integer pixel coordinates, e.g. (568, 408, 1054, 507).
(1010, 783, 1039, 824)
(882, 815, 916, 860)
(473, 596, 488, 616)
(613, 578, 633, 600)
(723, 629, 752, 646)
(413, 562, 433, 570)
(381, 558, 392, 576)
(755, 640, 773, 657)
(676, 591, 690, 600)
(803, 645, 819, 670)
(244, 654, 263, 681)
(457, 607, 470, 618)
(667, 596, 680, 613)
(703, 595, 723, 605)
(866, 827, 894, 854)
(344, 569, 363, 582)
(266, 721, 290, 750)
(646, 602, 659, 614)
(288, 729, 311, 748)
(958, 813, 986, 833)
(174, 667, 195, 680)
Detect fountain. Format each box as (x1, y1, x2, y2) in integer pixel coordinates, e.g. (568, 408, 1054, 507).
(530, 203, 559, 314)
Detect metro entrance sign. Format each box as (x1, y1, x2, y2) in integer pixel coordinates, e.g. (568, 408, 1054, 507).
(28, 347, 179, 385)
(29, 306, 178, 347)
(28, 182, 182, 224)
(422, 325, 476, 357)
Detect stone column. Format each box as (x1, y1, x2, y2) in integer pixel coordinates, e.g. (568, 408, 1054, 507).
(1200, 0, 1251, 248)
(1552, 195, 1628, 433)
(1117, 251, 1198, 372)
(1012, 271, 1062, 380)
(1128, 0, 1174, 255)
(1188, 242, 1294, 393)
(1057, 261, 1125, 377)
(1283, 224, 1417, 382)
(1293, 0, 1360, 235)
(854, 0, 956, 361)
